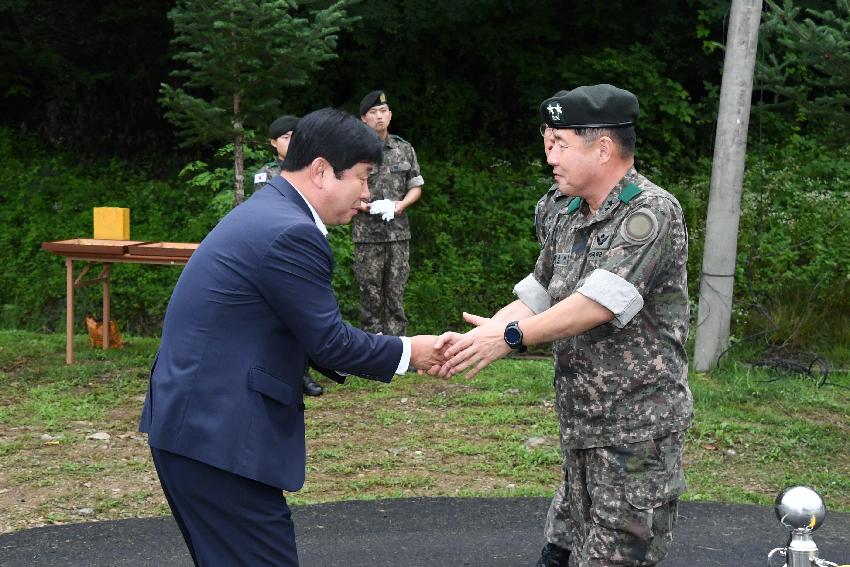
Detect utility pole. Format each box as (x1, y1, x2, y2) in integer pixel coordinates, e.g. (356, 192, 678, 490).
(693, 0, 763, 371)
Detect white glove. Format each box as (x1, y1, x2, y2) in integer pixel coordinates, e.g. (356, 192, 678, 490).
(369, 199, 396, 222)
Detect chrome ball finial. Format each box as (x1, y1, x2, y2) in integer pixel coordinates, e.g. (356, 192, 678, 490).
(774, 486, 826, 532)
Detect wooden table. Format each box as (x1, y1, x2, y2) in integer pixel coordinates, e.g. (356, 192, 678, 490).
(41, 239, 198, 364)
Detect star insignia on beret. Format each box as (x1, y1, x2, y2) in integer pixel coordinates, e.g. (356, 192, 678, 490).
(547, 103, 562, 121)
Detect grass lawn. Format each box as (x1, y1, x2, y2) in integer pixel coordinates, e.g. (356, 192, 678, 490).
(0, 329, 848, 534)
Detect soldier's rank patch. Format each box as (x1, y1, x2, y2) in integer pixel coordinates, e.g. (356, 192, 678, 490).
(620, 208, 658, 244)
(589, 230, 614, 251)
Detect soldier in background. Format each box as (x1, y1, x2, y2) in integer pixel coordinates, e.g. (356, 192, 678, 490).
(253, 114, 300, 193)
(352, 91, 424, 337)
(253, 114, 324, 397)
(435, 85, 693, 567)
(534, 90, 574, 567)
(535, 91, 571, 248)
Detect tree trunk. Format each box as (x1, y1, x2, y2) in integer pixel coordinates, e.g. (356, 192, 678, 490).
(233, 91, 245, 206)
(693, 0, 763, 371)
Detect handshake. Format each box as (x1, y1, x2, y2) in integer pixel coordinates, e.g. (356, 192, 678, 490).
(407, 312, 515, 379)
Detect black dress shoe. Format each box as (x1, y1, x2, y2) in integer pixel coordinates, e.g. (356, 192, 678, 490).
(302, 374, 324, 396)
(535, 543, 571, 567)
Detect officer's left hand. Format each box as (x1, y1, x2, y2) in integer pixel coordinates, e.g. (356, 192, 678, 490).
(394, 201, 405, 216)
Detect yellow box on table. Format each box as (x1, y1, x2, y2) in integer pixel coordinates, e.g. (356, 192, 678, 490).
(93, 207, 130, 240)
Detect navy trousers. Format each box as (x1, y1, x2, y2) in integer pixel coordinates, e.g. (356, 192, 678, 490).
(150, 446, 299, 566)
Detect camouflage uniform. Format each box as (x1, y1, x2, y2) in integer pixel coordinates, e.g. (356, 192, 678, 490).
(351, 134, 423, 335)
(516, 167, 692, 566)
(535, 183, 571, 247)
(535, 182, 574, 552)
(253, 158, 282, 193)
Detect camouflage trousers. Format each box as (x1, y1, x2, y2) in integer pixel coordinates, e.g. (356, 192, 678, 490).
(544, 430, 687, 566)
(353, 240, 410, 336)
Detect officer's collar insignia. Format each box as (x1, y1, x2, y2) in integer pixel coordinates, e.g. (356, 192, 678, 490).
(547, 103, 563, 121)
(618, 183, 643, 203)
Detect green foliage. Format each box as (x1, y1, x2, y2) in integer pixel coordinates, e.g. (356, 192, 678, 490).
(161, 0, 353, 147)
(160, 0, 356, 202)
(179, 142, 272, 219)
(758, 0, 850, 140)
(402, 156, 549, 333)
(732, 142, 850, 350)
(294, 0, 724, 168)
(0, 0, 175, 156)
(556, 44, 699, 171)
(673, 139, 850, 353)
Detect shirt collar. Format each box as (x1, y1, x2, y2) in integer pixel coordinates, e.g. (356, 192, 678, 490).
(287, 180, 328, 236)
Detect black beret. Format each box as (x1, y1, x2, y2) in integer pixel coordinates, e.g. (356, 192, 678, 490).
(268, 115, 300, 139)
(359, 90, 388, 116)
(540, 84, 639, 129)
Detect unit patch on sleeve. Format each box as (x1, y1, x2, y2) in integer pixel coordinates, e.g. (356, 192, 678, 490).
(619, 207, 658, 245)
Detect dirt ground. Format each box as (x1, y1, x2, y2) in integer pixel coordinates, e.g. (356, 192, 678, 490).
(0, 380, 562, 534)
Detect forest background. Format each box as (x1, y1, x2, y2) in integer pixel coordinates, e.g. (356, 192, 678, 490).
(1, 0, 848, 362)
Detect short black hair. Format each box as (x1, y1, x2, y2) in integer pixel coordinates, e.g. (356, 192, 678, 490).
(573, 126, 636, 159)
(282, 108, 383, 177)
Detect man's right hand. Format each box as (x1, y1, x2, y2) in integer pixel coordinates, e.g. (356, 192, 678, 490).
(409, 334, 455, 373)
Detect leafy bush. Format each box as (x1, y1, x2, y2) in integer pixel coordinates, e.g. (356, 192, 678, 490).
(671, 140, 850, 353)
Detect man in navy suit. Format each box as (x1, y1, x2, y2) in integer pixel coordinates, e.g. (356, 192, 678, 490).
(140, 108, 444, 566)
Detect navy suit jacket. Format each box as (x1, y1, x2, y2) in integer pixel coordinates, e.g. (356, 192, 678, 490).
(140, 176, 403, 491)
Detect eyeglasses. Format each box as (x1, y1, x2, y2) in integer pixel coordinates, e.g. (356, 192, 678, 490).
(539, 124, 554, 138)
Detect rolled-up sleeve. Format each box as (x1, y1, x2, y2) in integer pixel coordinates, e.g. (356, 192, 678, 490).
(513, 273, 550, 314)
(576, 269, 643, 327)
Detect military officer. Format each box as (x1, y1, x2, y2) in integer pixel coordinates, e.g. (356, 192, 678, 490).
(352, 91, 424, 337)
(253, 115, 324, 397)
(435, 85, 693, 567)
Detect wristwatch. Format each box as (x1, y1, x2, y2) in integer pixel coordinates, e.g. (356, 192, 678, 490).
(503, 321, 527, 353)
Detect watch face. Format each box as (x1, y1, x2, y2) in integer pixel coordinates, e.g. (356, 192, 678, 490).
(505, 326, 522, 346)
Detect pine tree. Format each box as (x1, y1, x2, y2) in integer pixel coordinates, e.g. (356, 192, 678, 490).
(758, 0, 850, 136)
(160, 0, 354, 205)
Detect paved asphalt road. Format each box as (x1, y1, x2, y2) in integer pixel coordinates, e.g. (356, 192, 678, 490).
(1, 497, 848, 566)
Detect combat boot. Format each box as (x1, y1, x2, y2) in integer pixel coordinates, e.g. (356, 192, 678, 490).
(535, 543, 571, 567)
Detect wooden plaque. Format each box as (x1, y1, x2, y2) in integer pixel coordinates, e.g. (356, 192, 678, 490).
(41, 238, 148, 255)
(127, 242, 199, 258)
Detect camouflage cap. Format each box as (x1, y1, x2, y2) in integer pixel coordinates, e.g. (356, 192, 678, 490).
(359, 90, 388, 116)
(539, 84, 639, 129)
(268, 115, 300, 139)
